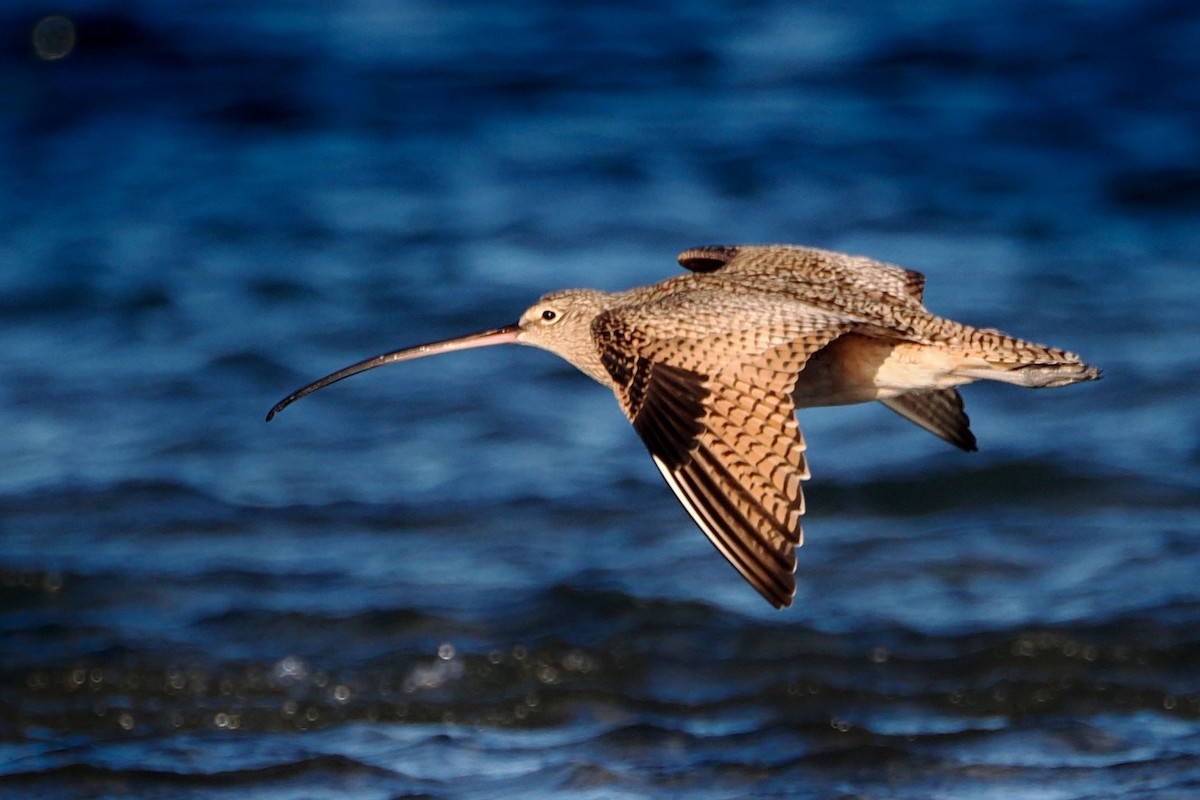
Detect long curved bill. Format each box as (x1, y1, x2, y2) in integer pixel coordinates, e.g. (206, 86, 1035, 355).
(266, 323, 521, 421)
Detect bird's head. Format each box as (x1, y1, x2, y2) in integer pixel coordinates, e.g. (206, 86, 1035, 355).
(514, 288, 611, 378)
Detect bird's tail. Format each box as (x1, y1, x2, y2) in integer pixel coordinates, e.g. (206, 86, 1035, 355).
(943, 324, 1101, 388)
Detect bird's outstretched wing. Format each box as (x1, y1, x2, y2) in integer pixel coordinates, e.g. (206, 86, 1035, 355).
(595, 313, 849, 608)
(677, 244, 927, 304)
(880, 388, 977, 452)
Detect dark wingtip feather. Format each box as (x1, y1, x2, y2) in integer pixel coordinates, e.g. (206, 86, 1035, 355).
(880, 389, 977, 452)
(677, 245, 740, 272)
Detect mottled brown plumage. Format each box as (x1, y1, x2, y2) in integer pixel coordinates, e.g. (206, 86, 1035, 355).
(268, 244, 1101, 609)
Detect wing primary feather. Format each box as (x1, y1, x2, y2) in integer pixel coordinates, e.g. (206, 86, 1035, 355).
(629, 363, 707, 468)
(636, 414, 672, 462)
(645, 377, 705, 429)
(651, 457, 791, 608)
(689, 445, 795, 570)
(676, 454, 795, 606)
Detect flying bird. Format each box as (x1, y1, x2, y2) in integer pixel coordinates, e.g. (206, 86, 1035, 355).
(267, 244, 1100, 608)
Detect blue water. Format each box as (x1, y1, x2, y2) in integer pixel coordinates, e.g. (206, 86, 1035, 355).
(2, 1, 1199, 797)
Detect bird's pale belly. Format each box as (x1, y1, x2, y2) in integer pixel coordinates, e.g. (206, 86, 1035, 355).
(791, 333, 972, 408)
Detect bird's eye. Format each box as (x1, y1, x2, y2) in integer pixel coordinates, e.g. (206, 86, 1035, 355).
(541, 309, 558, 322)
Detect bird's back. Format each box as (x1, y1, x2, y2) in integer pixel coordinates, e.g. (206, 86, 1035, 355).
(668, 243, 1095, 377)
(602, 245, 933, 350)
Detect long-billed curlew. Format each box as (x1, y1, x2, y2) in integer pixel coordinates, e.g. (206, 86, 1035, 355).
(267, 244, 1100, 608)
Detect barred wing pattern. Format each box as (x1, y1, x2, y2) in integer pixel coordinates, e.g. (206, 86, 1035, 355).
(597, 313, 848, 608)
(677, 244, 928, 306)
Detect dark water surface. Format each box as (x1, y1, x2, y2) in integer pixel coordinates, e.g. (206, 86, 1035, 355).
(3, 1, 1199, 797)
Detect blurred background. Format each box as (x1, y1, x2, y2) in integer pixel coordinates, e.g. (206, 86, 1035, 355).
(2, 1, 1198, 797)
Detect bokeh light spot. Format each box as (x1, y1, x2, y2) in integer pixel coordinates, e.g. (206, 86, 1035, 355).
(33, 15, 76, 61)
